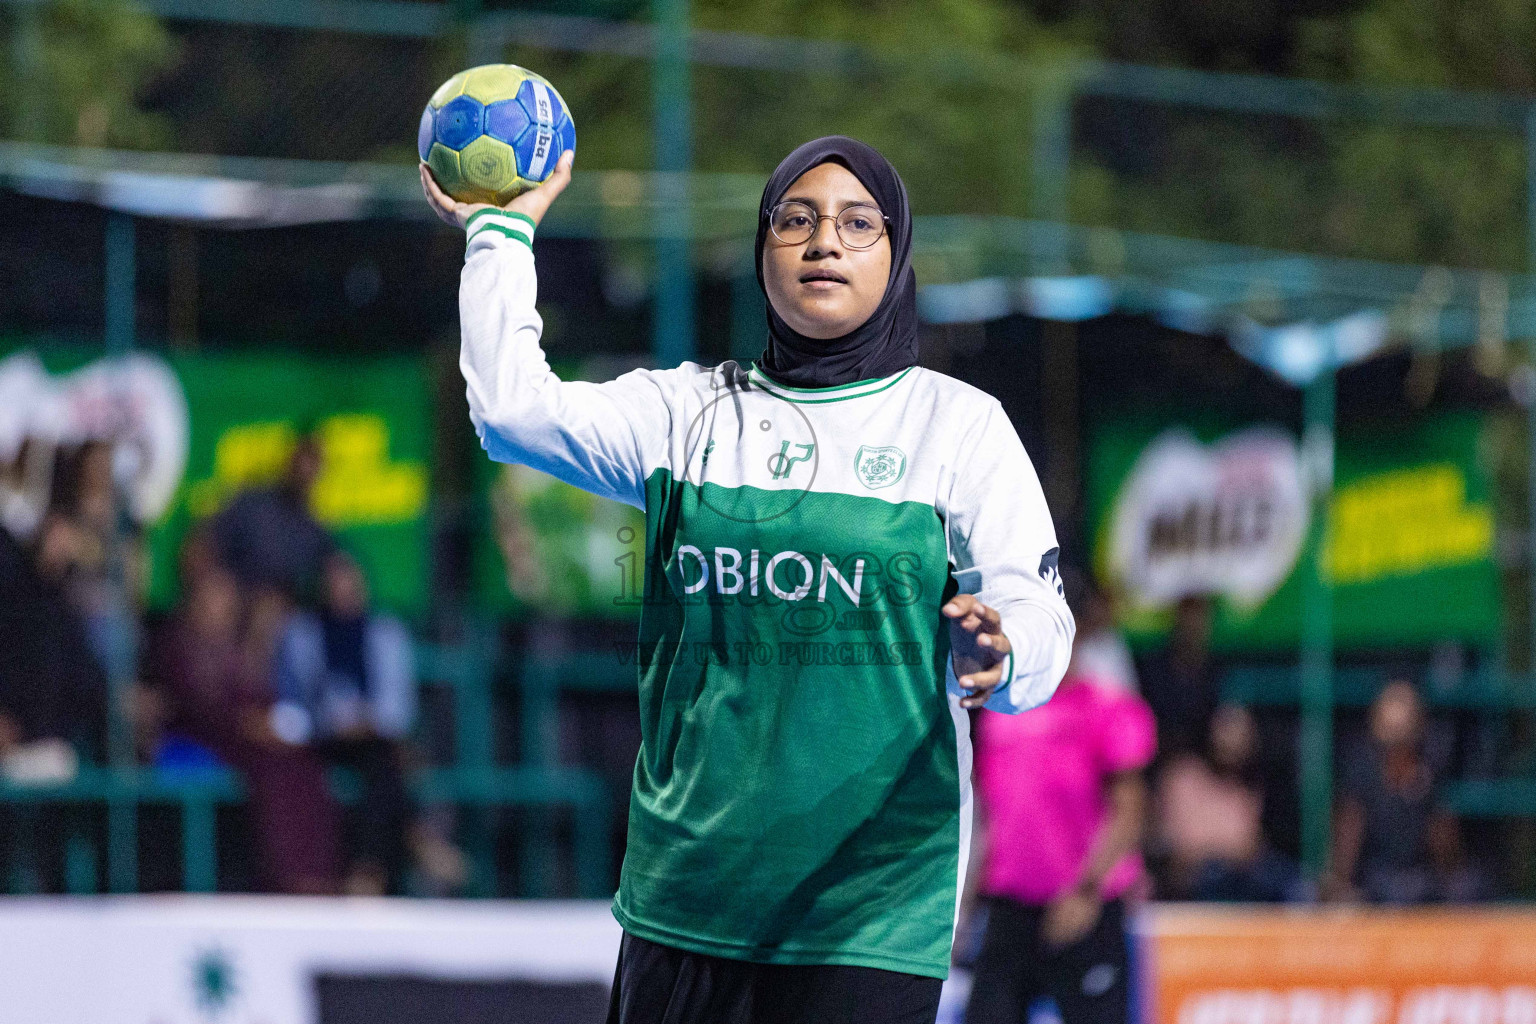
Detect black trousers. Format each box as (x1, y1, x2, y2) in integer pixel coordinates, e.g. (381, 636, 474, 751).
(963, 897, 1130, 1024)
(606, 932, 943, 1024)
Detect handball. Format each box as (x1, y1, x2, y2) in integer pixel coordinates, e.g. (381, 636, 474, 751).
(418, 64, 576, 206)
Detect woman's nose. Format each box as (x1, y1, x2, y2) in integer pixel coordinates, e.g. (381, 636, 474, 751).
(806, 216, 842, 257)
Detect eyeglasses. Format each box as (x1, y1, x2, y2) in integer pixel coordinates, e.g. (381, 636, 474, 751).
(768, 201, 889, 250)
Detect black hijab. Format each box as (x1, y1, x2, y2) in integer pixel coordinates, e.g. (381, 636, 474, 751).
(754, 136, 919, 389)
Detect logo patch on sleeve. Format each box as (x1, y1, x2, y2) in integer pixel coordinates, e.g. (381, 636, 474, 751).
(1038, 546, 1063, 595)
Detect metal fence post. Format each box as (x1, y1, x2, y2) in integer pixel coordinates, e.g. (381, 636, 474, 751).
(1030, 70, 1073, 271)
(1525, 107, 1536, 688)
(1299, 364, 1336, 879)
(730, 265, 764, 363)
(105, 211, 141, 893)
(652, 0, 695, 368)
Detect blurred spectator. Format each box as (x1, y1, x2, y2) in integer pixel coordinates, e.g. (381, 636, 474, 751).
(1154, 704, 1306, 901)
(0, 438, 54, 544)
(272, 551, 436, 895)
(159, 552, 341, 894)
(209, 431, 334, 605)
(1324, 680, 1485, 904)
(1070, 583, 1138, 693)
(0, 524, 105, 782)
(1139, 595, 1219, 759)
(962, 580, 1155, 1024)
(43, 440, 145, 676)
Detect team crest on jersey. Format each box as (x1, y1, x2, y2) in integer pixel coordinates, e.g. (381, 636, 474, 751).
(854, 445, 906, 490)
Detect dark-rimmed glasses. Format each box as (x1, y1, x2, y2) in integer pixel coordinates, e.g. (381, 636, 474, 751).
(768, 201, 889, 249)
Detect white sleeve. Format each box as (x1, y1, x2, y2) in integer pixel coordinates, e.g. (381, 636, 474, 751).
(459, 211, 672, 509)
(945, 400, 1075, 713)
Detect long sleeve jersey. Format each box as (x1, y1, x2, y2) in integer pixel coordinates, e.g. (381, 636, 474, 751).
(459, 209, 1075, 979)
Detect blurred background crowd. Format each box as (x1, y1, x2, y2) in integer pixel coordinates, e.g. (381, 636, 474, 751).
(1, 426, 465, 896)
(0, 416, 1512, 909)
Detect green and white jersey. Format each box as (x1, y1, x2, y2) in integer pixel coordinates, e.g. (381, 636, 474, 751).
(459, 212, 1074, 980)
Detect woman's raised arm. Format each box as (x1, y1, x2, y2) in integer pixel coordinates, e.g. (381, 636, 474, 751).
(424, 154, 671, 510)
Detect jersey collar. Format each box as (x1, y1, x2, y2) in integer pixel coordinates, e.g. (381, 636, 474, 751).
(747, 362, 915, 404)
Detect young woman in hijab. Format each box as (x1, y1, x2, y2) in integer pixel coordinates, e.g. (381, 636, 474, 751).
(423, 136, 1074, 1024)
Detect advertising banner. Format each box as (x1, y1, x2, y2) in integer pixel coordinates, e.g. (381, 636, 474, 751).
(473, 360, 647, 620)
(154, 353, 431, 613)
(0, 348, 431, 613)
(0, 897, 619, 1024)
(1088, 414, 1500, 651)
(475, 460, 646, 619)
(1142, 905, 1536, 1024)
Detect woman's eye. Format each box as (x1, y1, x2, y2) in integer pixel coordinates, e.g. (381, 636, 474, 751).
(848, 216, 873, 231)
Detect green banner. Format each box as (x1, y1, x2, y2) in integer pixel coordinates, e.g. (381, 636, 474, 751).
(3, 347, 431, 614)
(473, 460, 646, 618)
(1088, 413, 1500, 652)
(470, 362, 647, 619)
(152, 353, 431, 613)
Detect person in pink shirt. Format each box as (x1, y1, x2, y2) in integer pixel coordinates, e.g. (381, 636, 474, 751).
(962, 578, 1155, 1024)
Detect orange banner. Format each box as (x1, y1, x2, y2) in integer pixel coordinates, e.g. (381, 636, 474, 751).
(1141, 905, 1536, 1024)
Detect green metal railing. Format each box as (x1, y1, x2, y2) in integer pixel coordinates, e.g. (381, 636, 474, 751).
(0, 638, 614, 898)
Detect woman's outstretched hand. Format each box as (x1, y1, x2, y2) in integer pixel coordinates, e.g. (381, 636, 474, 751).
(420, 149, 574, 231)
(943, 593, 1013, 709)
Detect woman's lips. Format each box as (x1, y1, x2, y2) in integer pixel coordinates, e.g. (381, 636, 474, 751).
(800, 271, 847, 287)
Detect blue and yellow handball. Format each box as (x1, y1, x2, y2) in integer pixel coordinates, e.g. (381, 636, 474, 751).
(418, 64, 576, 206)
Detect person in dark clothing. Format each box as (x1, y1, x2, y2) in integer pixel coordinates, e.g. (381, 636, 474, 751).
(45, 440, 143, 661)
(0, 523, 109, 891)
(208, 431, 334, 604)
(1324, 680, 1484, 904)
(161, 558, 341, 894)
(0, 523, 107, 769)
(1138, 595, 1220, 760)
(272, 551, 423, 895)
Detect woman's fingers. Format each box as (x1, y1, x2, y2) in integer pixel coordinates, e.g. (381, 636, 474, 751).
(975, 629, 1011, 655)
(507, 149, 574, 227)
(958, 663, 1004, 708)
(545, 149, 575, 197)
(420, 163, 497, 228)
(420, 163, 462, 227)
(423, 150, 574, 231)
(943, 594, 1003, 636)
(946, 593, 1010, 707)
(941, 593, 974, 623)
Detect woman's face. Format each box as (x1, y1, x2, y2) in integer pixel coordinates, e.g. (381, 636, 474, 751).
(761, 162, 892, 341)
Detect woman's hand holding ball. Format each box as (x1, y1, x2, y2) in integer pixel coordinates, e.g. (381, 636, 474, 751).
(420, 149, 574, 232)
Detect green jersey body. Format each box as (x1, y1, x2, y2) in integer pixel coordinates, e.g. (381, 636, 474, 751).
(458, 213, 1075, 979)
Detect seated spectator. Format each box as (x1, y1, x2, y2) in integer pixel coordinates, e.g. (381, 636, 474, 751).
(962, 578, 1155, 1024)
(0, 437, 53, 545)
(1070, 583, 1138, 693)
(273, 551, 459, 895)
(1139, 595, 1220, 759)
(1155, 704, 1306, 902)
(42, 440, 145, 678)
(209, 429, 334, 605)
(1324, 679, 1485, 904)
(0, 522, 105, 782)
(159, 553, 341, 894)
